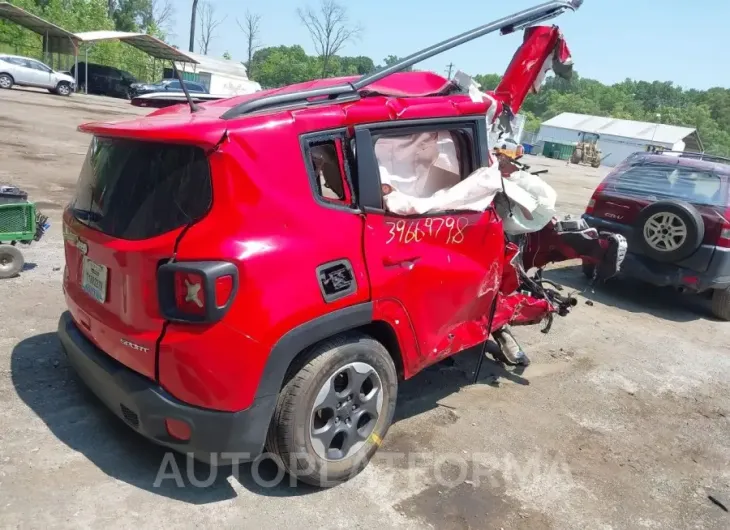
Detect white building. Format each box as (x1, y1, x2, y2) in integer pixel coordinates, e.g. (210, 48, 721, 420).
(536, 112, 703, 167)
(172, 51, 261, 96)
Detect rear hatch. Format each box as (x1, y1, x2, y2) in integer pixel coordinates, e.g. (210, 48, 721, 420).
(593, 160, 728, 258)
(62, 136, 212, 379)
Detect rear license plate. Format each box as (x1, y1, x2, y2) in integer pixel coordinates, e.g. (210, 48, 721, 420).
(82, 256, 108, 303)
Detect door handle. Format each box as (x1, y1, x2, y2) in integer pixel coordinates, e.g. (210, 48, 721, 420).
(383, 256, 420, 269)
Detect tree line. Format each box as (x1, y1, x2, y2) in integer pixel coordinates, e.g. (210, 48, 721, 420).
(1, 0, 728, 157)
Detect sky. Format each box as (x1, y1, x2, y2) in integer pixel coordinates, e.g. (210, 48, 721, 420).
(166, 0, 730, 91)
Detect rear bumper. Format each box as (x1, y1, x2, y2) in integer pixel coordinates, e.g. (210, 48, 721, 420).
(583, 214, 730, 292)
(58, 311, 274, 464)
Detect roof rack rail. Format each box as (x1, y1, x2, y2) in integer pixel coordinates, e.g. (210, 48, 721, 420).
(221, 0, 583, 120)
(648, 149, 730, 164)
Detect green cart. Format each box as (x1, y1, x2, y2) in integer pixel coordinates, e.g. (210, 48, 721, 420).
(0, 187, 49, 279)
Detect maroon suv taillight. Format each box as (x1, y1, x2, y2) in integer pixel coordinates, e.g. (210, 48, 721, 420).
(585, 180, 608, 215)
(158, 261, 239, 323)
(719, 208, 730, 249)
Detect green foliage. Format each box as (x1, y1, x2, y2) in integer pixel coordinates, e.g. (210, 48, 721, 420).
(0, 0, 168, 81)
(473, 73, 500, 91)
(493, 73, 730, 156)
(250, 46, 376, 88)
(378, 55, 411, 72)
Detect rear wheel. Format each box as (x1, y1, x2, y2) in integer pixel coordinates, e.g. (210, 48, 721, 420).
(0, 245, 24, 279)
(266, 332, 398, 487)
(711, 288, 730, 321)
(0, 73, 13, 90)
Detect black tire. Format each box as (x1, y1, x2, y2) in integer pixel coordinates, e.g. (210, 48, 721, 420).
(711, 288, 730, 321)
(266, 332, 398, 487)
(571, 150, 582, 164)
(55, 82, 72, 96)
(0, 244, 24, 279)
(0, 73, 13, 90)
(633, 200, 704, 263)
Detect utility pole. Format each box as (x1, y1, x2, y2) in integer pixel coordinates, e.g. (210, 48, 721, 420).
(446, 62, 455, 79)
(650, 112, 662, 146)
(189, 0, 199, 53)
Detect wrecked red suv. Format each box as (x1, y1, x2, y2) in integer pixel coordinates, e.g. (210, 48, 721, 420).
(58, 1, 586, 487)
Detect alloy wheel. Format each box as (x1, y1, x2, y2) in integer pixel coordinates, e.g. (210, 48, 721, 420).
(309, 362, 383, 461)
(643, 212, 688, 252)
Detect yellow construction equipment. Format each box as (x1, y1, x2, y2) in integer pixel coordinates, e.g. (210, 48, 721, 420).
(571, 132, 602, 167)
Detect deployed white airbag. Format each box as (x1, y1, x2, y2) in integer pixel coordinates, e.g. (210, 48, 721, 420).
(383, 164, 557, 235)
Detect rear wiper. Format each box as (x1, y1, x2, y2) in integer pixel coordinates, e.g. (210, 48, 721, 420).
(71, 207, 102, 223)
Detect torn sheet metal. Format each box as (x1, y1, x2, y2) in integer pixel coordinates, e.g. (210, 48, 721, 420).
(493, 25, 574, 115)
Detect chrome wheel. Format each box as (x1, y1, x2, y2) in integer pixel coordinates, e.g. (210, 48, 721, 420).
(310, 361, 383, 461)
(57, 83, 71, 96)
(0, 75, 12, 89)
(643, 212, 687, 252)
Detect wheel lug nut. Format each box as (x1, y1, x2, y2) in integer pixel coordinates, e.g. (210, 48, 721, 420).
(337, 402, 343, 408)
(352, 404, 358, 411)
(347, 395, 352, 401)
(335, 417, 340, 424)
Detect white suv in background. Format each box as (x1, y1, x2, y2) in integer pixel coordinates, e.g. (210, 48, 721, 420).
(0, 54, 76, 96)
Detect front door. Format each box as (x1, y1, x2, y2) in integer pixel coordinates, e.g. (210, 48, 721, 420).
(26, 59, 52, 88)
(355, 118, 504, 369)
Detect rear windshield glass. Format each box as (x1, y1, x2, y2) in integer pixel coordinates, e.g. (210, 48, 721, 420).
(613, 164, 726, 207)
(71, 137, 212, 240)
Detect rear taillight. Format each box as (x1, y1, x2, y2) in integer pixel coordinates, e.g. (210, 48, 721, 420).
(158, 261, 239, 323)
(719, 210, 730, 248)
(585, 179, 608, 215)
(173, 271, 206, 316)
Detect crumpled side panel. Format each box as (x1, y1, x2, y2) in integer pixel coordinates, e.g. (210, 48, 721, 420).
(493, 292, 552, 330)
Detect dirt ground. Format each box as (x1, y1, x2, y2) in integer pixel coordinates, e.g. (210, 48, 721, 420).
(1, 88, 729, 530)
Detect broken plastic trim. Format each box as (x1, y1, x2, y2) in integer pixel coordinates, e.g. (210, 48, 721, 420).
(220, 0, 583, 121)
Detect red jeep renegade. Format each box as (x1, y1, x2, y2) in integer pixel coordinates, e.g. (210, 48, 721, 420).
(58, 1, 585, 487)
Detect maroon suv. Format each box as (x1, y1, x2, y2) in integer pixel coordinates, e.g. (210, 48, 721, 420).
(582, 151, 730, 319)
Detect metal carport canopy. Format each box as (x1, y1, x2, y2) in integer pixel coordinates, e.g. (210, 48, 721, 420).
(0, 2, 79, 55)
(73, 31, 198, 94)
(73, 31, 198, 64)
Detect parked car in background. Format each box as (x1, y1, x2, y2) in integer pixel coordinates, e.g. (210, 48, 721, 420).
(70, 62, 138, 99)
(0, 54, 75, 96)
(129, 78, 208, 98)
(582, 150, 730, 319)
